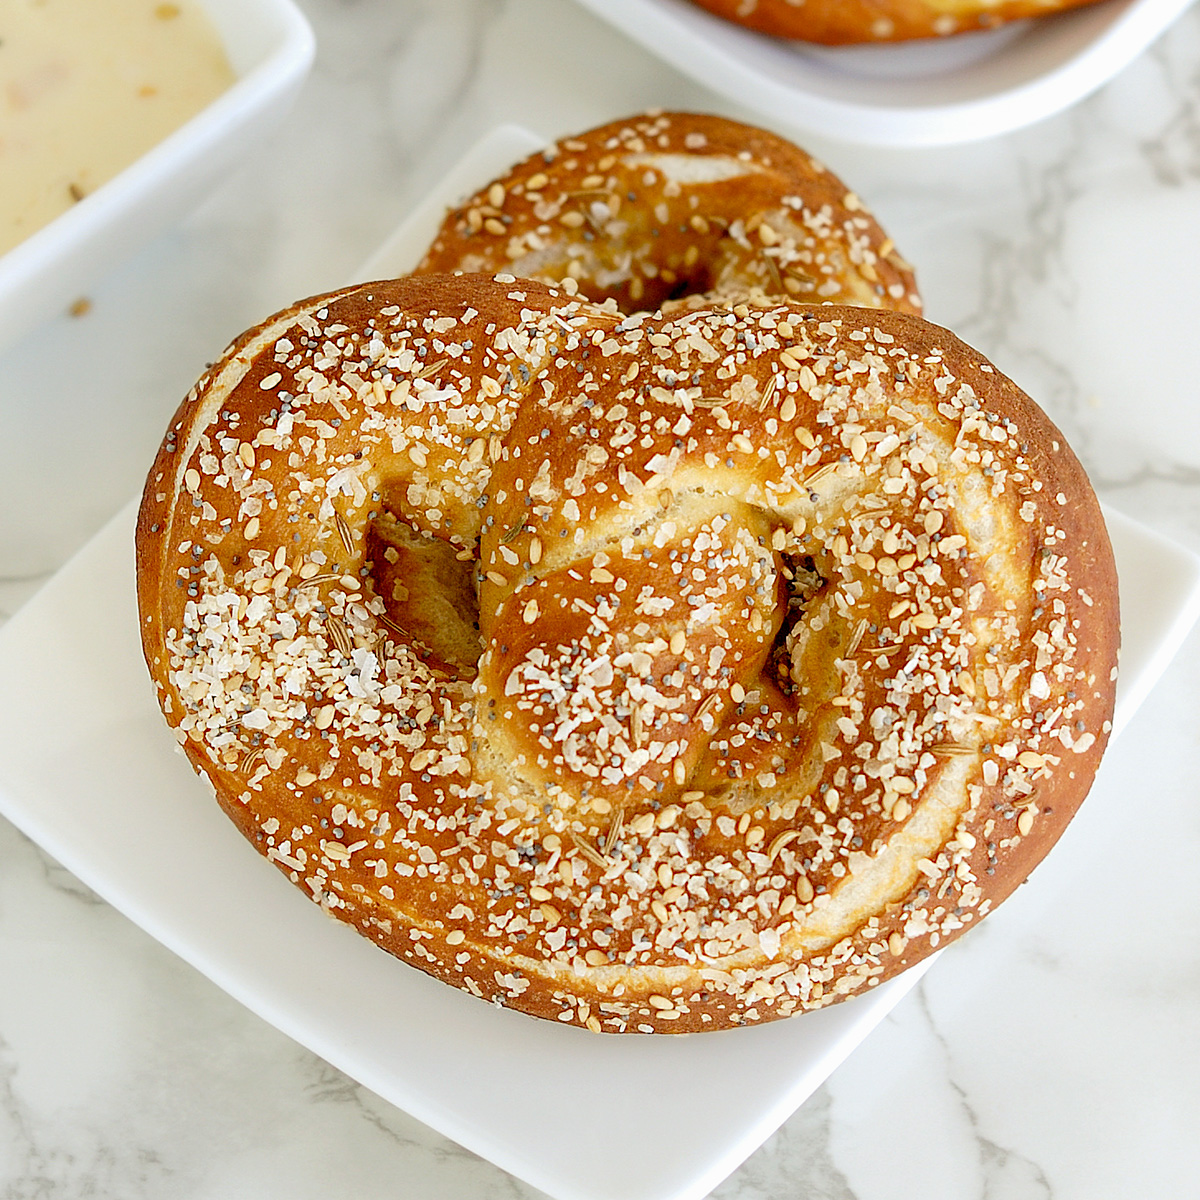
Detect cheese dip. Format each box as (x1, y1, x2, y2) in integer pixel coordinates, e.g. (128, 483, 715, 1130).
(1, 0, 235, 257)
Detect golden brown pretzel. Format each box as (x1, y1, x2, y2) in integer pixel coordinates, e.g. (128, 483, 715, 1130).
(685, 0, 1109, 43)
(416, 112, 921, 316)
(137, 273, 1117, 1032)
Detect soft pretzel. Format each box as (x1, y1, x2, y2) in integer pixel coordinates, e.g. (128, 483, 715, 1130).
(685, 0, 1109, 43)
(416, 112, 921, 316)
(137, 273, 1117, 1033)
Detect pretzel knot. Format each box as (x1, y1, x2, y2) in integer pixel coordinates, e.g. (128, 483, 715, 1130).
(137, 273, 1117, 1033)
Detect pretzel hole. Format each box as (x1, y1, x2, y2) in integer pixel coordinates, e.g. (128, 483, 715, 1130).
(656, 261, 719, 311)
(369, 511, 482, 675)
(557, 247, 723, 316)
(770, 551, 828, 688)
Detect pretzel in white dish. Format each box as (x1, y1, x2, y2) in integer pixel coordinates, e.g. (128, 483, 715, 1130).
(137, 273, 1117, 1032)
(685, 0, 1109, 44)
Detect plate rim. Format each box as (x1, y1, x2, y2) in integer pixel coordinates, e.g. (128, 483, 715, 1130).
(565, 0, 1198, 146)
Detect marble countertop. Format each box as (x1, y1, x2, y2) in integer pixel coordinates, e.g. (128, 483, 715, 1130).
(2, 1, 1199, 1196)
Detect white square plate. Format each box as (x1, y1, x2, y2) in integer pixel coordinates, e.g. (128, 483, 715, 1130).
(567, 0, 1197, 145)
(0, 0, 314, 352)
(1, 127, 1198, 1200)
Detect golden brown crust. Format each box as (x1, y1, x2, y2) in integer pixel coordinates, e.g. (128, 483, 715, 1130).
(137, 275, 1117, 1033)
(686, 0, 1108, 43)
(416, 112, 920, 317)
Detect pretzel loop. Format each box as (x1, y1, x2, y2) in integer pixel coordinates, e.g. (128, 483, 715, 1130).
(137, 273, 1117, 1033)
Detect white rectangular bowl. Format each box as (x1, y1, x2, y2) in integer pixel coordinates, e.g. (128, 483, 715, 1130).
(567, 0, 1197, 146)
(0, 0, 315, 353)
(2, 126, 1198, 1200)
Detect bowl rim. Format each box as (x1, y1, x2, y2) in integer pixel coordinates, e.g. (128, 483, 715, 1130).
(566, 0, 1198, 146)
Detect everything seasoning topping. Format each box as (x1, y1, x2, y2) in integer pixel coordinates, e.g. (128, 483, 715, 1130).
(417, 111, 922, 319)
(137, 269, 1117, 1034)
